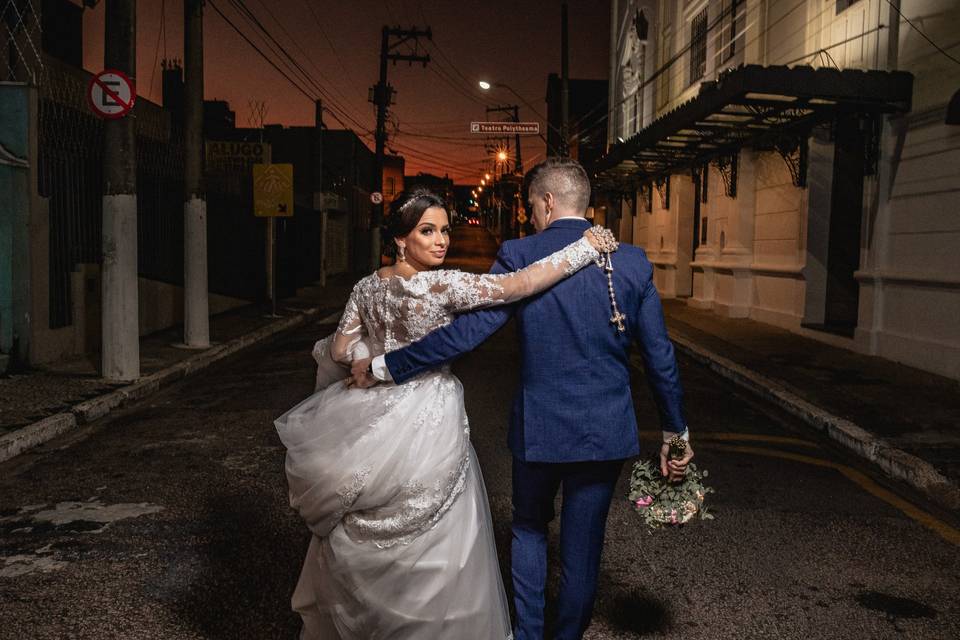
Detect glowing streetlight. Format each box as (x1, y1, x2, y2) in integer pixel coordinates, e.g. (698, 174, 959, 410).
(478, 80, 491, 90)
(484, 173, 491, 180)
(497, 150, 508, 162)
(480, 178, 486, 186)
(478, 186, 483, 192)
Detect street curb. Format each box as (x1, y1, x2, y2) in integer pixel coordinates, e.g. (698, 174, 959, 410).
(669, 331, 960, 511)
(0, 306, 324, 464)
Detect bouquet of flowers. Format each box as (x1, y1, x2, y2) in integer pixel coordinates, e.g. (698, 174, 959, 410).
(628, 436, 714, 529)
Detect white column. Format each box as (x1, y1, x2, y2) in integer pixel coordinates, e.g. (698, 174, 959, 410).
(101, 194, 139, 380)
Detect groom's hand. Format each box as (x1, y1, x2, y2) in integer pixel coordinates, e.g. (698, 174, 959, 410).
(346, 357, 378, 389)
(660, 441, 694, 483)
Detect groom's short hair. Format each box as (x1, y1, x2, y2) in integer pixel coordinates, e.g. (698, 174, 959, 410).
(524, 157, 591, 213)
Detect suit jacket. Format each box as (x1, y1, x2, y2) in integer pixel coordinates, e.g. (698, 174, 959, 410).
(384, 217, 686, 463)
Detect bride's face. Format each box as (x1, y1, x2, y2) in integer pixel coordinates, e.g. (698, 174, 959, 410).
(398, 206, 450, 270)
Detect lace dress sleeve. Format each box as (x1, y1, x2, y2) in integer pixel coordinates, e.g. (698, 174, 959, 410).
(435, 236, 599, 313)
(330, 290, 367, 365)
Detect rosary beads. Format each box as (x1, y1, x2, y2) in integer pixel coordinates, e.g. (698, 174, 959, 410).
(589, 226, 627, 333)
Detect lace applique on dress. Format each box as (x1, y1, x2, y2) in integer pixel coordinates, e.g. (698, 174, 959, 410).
(325, 235, 598, 549)
(342, 453, 470, 549)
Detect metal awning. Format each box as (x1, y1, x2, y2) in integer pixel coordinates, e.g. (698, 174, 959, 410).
(592, 64, 913, 190)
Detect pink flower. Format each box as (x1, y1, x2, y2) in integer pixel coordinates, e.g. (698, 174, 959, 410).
(634, 496, 654, 508)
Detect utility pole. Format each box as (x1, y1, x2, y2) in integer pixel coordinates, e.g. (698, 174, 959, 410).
(101, 0, 139, 381)
(369, 25, 431, 269)
(560, 0, 570, 158)
(183, 0, 209, 347)
(486, 104, 522, 174)
(313, 99, 327, 287)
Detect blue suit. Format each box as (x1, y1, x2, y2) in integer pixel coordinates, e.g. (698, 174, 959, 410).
(385, 218, 686, 639)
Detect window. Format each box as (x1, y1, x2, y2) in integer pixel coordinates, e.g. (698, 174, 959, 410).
(719, 0, 745, 62)
(836, 0, 862, 15)
(689, 8, 708, 85)
(386, 176, 395, 196)
(657, 32, 673, 110)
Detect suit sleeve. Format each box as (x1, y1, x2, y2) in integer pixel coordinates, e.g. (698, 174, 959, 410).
(629, 264, 687, 432)
(384, 244, 518, 384)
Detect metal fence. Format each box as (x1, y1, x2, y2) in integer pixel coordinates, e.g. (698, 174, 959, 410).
(2, 0, 42, 84)
(38, 58, 185, 329)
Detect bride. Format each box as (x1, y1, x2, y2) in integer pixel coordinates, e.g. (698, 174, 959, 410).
(275, 187, 613, 639)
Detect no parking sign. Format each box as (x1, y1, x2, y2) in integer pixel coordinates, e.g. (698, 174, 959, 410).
(87, 69, 136, 119)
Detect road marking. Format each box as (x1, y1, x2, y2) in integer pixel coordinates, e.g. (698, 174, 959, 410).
(706, 443, 960, 546)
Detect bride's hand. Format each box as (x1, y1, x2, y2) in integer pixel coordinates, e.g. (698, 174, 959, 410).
(584, 226, 618, 253)
(346, 357, 378, 389)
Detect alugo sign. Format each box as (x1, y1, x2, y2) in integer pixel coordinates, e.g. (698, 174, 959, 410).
(470, 122, 540, 135)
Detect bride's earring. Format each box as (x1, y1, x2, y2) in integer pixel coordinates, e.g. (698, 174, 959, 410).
(398, 245, 406, 262)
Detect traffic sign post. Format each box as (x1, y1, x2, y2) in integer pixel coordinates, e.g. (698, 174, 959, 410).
(254, 163, 295, 317)
(87, 69, 136, 119)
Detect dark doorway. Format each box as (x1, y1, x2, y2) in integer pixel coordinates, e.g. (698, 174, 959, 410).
(824, 116, 864, 334)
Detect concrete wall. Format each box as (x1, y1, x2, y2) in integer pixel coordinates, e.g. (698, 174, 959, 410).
(65, 264, 247, 358)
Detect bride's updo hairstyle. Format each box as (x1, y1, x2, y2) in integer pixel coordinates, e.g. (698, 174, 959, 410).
(381, 187, 446, 259)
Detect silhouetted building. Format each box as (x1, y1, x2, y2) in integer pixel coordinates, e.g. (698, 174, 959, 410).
(545, 74, 608, 168)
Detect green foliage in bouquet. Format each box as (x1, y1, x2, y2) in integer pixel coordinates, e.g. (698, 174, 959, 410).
(627, 437, 715, 530)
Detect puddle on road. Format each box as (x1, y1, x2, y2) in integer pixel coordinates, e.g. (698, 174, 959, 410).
(0, 499, 164, 577)
(13, 500, 164, 531)
(856, 590, 937, 620)
(1, 553, 67, 578)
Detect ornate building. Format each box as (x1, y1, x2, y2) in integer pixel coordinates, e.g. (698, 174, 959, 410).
(595, 0, 960, 380)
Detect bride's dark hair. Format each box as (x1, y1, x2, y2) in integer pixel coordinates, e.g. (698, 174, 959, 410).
(381, 187, 446, 259)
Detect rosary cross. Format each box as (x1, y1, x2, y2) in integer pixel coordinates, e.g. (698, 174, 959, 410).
(589, 226, 628, 334)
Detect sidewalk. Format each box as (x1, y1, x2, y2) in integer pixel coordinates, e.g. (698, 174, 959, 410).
(661, 299, 960, 511)
(0, 275, 357, 461)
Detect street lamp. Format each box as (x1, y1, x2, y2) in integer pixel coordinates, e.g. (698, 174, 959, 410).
(485, 173, 491, 181)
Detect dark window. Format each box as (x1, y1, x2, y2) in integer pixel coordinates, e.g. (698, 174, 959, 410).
(720, 0, 745, 61)
(836, 0, 862, 14)
(689, 8, 708, 85)
(701, 217, 709, 245)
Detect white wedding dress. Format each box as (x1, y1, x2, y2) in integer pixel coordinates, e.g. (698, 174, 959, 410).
(275, 236, 599, 639)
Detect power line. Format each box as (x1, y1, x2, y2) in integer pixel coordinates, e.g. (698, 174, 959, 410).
(252, 0, 369, 116)
(224, 0, 372, 133)
(884, 0, 960, 66)
(208, 0, 317, 103)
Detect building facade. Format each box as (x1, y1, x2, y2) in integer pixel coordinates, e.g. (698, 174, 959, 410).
(597, 0, 960, 380)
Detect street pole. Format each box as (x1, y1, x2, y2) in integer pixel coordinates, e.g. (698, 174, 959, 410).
(369, 26, 431, 271)
(183, 0, 209, 346)
(560, 0, 570, 158)
(313, 99, 327, 288)
(513, 105, 522, 174)
(101, 0, 139, 381)
(371, 27, 389, 271)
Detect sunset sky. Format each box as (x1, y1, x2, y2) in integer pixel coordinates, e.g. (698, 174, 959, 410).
(80, 0, 610, 184)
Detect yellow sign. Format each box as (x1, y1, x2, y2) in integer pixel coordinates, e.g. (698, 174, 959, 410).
(253, 163, 294, 217)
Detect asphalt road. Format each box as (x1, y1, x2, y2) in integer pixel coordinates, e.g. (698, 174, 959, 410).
(0, 225, 957, 639)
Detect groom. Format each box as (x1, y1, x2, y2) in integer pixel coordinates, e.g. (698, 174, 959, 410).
(355, 158, 692, 640)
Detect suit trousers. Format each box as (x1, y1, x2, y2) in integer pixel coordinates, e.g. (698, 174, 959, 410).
(511, 456, 624, 640)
